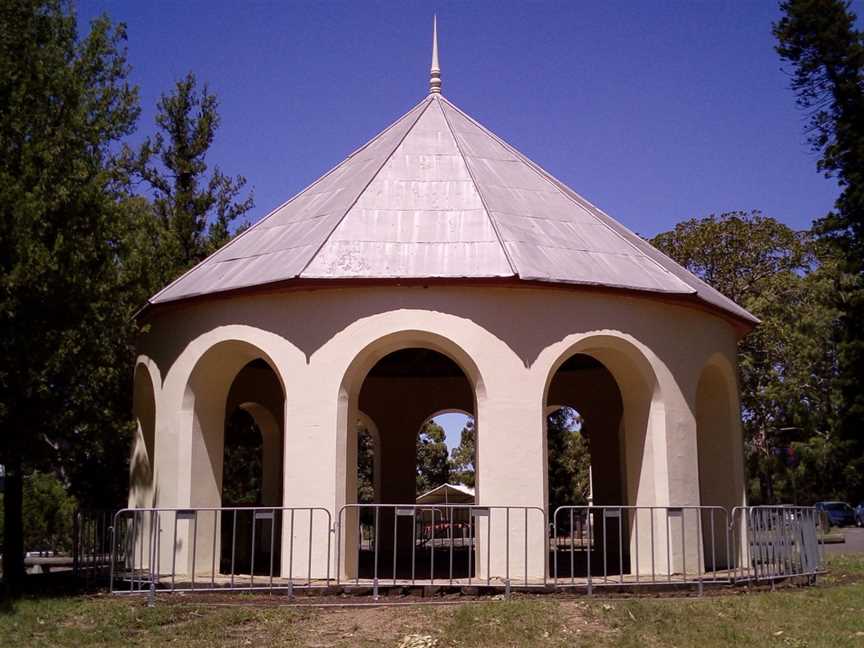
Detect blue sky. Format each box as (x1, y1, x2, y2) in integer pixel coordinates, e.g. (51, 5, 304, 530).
(76, 1, 859, 450)
(76, 0, 857, 237)
(433, 412, 471, 452)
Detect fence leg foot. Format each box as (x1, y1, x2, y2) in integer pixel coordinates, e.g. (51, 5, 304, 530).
(505, 579, 511, 600)
(373, 577, 379, 602)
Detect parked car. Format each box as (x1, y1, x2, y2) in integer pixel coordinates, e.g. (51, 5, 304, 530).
(815, 501, 856, 527)
(855, 502, 864, 527)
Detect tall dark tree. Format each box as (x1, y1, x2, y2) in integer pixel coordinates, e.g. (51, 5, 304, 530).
(450, 418, 476, 488)
(416, 420, 449, 495)
(775, 0, 864, 501)
(357, 421, 375, 503)
(123, 72, 253, 278)
(547, 407, 591, 514)
(0, 0, 140, 593)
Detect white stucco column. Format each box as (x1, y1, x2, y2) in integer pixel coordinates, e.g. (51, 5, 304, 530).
(475, 360, 547, 582)
(280, 356, 339, 581)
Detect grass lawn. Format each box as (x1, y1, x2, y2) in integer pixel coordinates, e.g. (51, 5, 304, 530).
(2, 554, 862, 647)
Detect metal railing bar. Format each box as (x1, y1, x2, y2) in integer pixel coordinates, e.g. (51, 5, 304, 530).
(250, 510, 257, 589)
(211, 511, 217, 588)
(230, 509, 237, 589)
(393, 508, 399, 586)
(191, 512, 198, 591)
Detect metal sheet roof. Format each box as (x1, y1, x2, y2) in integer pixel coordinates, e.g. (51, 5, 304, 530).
(149, 94, 757, 325)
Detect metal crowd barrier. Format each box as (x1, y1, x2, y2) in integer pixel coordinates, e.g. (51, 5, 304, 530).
(109, 507, 332, 595)
(730, 506, 824, 584)
(73, 509, 114, 584)
(551, 505, 730, 593)
(335, 504, 547, 592)
(106, 504, 824, 597)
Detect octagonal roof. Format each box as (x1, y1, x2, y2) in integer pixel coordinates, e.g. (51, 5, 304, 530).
(149, 38, 756, 327)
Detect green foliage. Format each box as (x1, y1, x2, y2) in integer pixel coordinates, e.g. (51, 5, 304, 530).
(21, 472, 77, 552)
(416, 420, 450, 495)
(357, 421, 375, 503)
(652, 211, 855, 504)
(650, 211, 809, 304)
(547, 407, 591, 512)
(774, 0, 864, 499)
(221, 409, 263, 507)
(449, 418, 476, 488)
(121, 72, 254, 277)
(0, 472, 77, 554)
(0, 0, 146, 589)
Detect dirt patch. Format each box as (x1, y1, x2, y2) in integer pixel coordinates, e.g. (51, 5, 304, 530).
(294, 605, 439, 647)
(554, 600, 618, 639)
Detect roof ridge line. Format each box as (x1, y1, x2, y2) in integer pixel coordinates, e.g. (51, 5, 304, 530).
(437, 96, 696, 295)
(149, 96, 433, 304)
(468, 101, 756, 320)
(297, 96, 436, 278)
(543, 175, 758, 319)
(435, 95, 518, 277)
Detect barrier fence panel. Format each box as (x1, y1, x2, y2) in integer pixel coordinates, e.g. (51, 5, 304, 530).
(551, 506, 731, 591)
(72, 509, 114, 584)
(730, 506, 824, 583)
(105, 504, 824, 596)
(335, 504, 547, 589)
(109, 507, 332, 594)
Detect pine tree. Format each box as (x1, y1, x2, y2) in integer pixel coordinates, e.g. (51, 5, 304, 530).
(122, 72, 253, 279)
(774, 0, 864, 502)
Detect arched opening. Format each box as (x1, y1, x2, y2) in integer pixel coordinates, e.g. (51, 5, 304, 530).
(219, 359, 285, 575)
(348, 347, 477, 580)
(696, 360, 743, 569)
(421, 411, 475, 492)
(356, 412, 380, 504)
(130, 363, 156, 507)
(546, 353, 627, 576)
(180, 342, 286, 577)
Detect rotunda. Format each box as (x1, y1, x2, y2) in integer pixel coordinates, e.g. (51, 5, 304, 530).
(129, 21, 755, 582)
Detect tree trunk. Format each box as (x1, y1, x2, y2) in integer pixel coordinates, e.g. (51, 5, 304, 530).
(2, 454, 25, 596)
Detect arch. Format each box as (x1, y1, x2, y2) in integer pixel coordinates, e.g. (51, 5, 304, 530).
(539, 334, 662, 510)
(338, 329, 487, 405)
(336, 330, 486, 508)
(539, 334, 669, 578)
(130, 360, 158, 507)
(696, 353, 745, 569)
(172, 340, 288, 577)
(181, 339, 286, 509)
(337, 333, 482, 580)
(418, 408, 474, 431)
(541, 334, 660, 408)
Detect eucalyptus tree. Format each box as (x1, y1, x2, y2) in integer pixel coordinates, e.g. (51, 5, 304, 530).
(0, 0, 141, 593)
(652, 211, 847, 503)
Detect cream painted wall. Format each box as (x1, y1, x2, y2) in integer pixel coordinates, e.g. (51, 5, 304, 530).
(132, 284, 744, 579)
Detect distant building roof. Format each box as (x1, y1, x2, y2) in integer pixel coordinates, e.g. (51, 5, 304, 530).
(416, 482, 475, 505)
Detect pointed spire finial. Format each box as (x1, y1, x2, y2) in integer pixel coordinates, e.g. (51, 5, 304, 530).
(429, 15, 442, 94)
